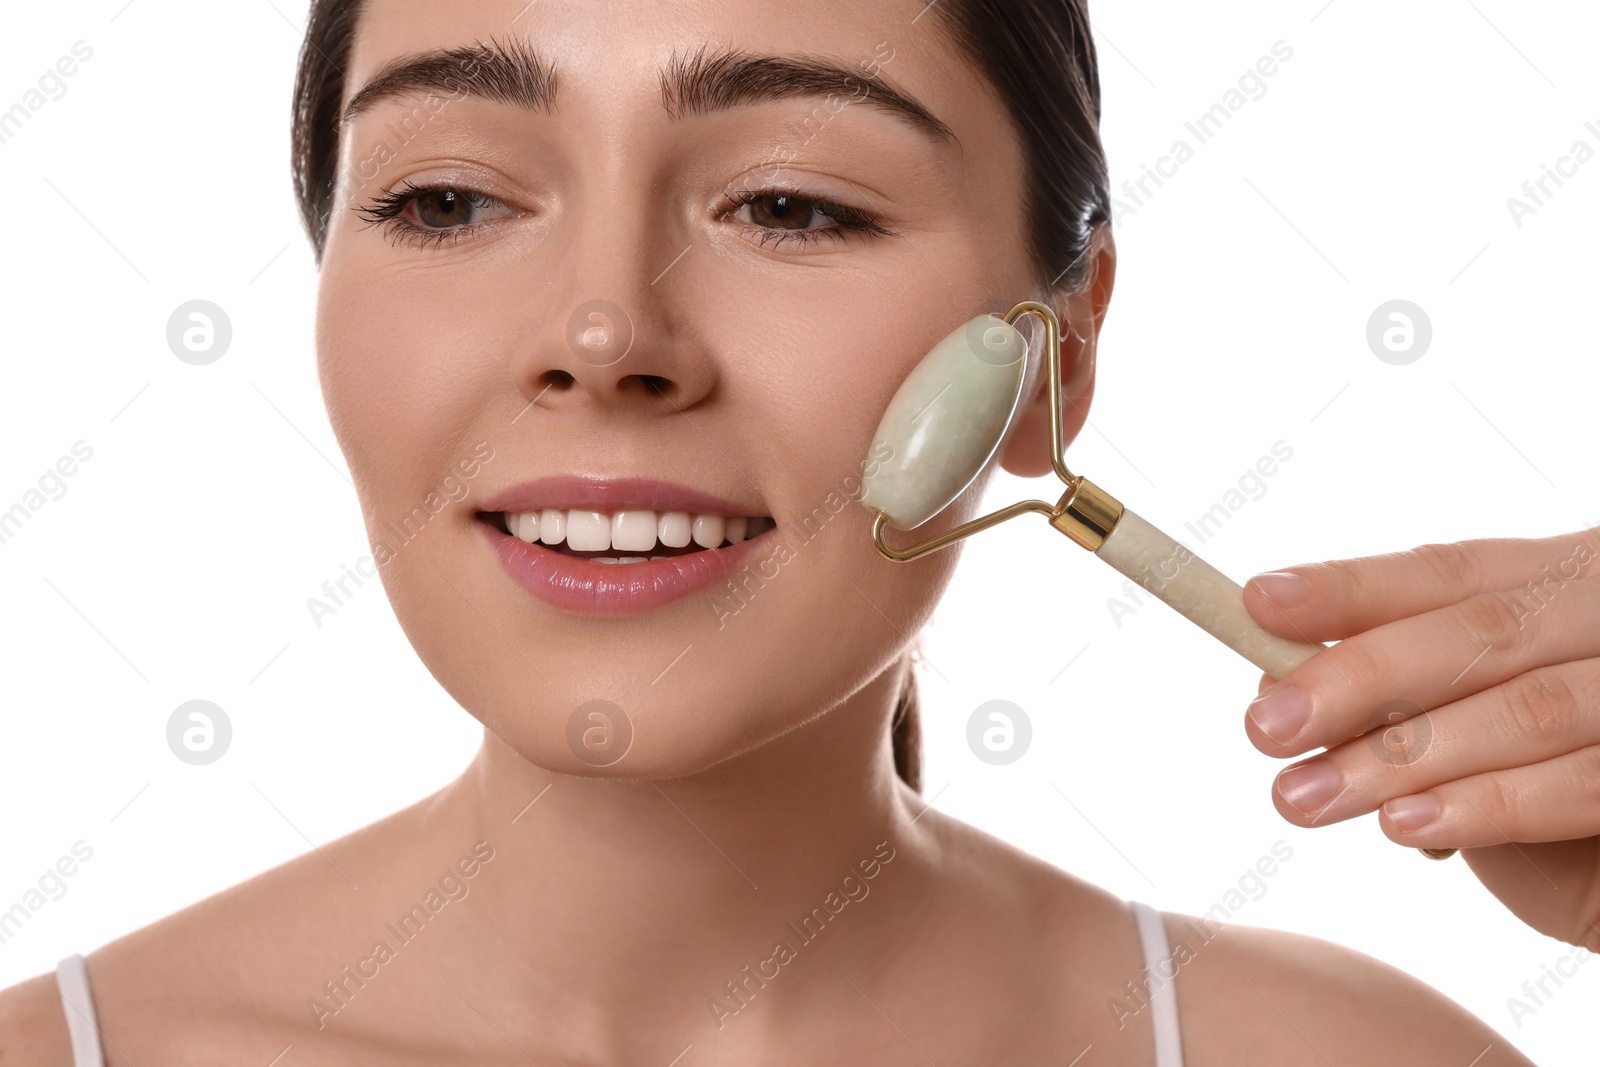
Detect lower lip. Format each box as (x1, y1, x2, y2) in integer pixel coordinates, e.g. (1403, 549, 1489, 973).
(481, 521, 774, 616)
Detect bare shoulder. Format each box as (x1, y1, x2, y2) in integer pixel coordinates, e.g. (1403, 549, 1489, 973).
(1162, 910, 1537, 1066)
(0, 783, 468, 1066)
(888, 795, 1534, 1065)
(0, 969, 73, 1066)
(902, 801, 1169, 1063)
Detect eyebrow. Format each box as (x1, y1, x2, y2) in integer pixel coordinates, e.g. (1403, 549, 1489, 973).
(341, 37, 956, 146)
(660, 45, 956, 144)
(343, 37, 558, 126)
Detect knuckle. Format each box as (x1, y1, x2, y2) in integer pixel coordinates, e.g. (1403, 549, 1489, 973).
(1363, 705, 1433, 766)
(1566, 747, 1600, 804)
(1474, 773, 1520, 838)
(1318, 556, 1370, 606)
(1411, 541, 1485, 593)
(1452, 590, 1529, 652)
(1497, 669, 1580, 744)
(1328, 636, 1385, 695)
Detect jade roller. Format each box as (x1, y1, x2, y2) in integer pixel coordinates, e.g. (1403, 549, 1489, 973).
(861, 299, 1324, 679)
(860, 300, 1457, 859)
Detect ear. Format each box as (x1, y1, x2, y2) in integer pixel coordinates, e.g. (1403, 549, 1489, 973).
(999, 224, 1116, 478)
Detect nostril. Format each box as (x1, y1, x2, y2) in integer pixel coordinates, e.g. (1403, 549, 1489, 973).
(636, 375, 673, 397)
(540, 369, 577, 389)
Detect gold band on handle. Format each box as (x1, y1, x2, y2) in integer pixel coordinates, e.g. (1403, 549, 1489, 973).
(1048, 477, 1124, 551)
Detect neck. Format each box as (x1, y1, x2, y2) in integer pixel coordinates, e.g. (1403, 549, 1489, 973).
(428, 661, 936, 1056)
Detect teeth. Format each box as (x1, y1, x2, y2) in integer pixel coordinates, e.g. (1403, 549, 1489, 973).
(692, 515, 725, 549)
(658, 511, 692, 548)
(566, 510, 612, 552)
(508, 509, 771, 553)
(511, 511, 540, 542)
(612, 510, 658, 552)
(539, 508, 566, 545)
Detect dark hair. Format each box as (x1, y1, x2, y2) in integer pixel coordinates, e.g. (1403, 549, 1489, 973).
(290, 1, 1109, 792)
(889, 648, 923, 792)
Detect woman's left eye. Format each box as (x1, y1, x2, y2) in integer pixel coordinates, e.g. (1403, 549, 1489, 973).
(724, 190, 893, 248)
(747, 194, 821, 230)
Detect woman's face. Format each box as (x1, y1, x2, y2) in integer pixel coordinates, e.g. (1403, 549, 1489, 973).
(316, 0, 1055, 777)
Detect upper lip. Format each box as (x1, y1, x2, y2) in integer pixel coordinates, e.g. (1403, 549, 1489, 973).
(479, 476, 769, 517)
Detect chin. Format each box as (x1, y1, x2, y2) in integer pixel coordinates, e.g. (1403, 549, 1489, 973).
(465, 680, 801, 781)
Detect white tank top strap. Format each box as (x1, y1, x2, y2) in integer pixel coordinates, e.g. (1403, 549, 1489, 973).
(1128, 900, 1186, 1067)
(55, 916, 1186, 1067)
(54, 954, 106, 1067)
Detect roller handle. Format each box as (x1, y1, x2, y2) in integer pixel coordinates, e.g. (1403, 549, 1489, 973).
(1091, 509, 1324, 680)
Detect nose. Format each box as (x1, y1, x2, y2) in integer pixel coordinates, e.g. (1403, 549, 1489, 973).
(509, 211, 713, 416)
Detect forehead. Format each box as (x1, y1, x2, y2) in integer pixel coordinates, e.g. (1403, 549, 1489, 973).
(344, 0, 998, 136)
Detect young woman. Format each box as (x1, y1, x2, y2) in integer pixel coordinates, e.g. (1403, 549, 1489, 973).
(5, 0, 1596, 1062)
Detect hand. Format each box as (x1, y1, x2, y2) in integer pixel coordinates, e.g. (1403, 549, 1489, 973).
(1239, 529, 1600, 952)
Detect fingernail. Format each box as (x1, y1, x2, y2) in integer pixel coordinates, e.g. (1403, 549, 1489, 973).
(1384, 794, 1441, 833)
(1251, 571, 1312, 608)
(1248, 684, 1308, 744)
(1276, 760, 1340, 816)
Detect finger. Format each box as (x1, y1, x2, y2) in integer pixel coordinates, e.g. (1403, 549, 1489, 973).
(1244, 576, 1600, 757)
(1377, 744, 1600, 849)
(1263, 658, 1600, 829)
(1242, 528, 1600, 643)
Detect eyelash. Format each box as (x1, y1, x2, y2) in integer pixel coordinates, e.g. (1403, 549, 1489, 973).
(719, 188, 896, 248)
(353, 181, 896, 251)
(354, 180, 512, 250)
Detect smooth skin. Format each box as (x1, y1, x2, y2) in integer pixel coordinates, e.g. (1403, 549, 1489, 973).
(0, 0, 1541, 1063)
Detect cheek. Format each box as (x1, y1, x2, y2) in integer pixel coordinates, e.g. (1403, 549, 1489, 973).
(317, 259, 429, 502)
(315, 254, 523, 513)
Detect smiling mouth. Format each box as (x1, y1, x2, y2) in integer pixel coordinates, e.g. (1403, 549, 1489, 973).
(483, 508, 777, 563)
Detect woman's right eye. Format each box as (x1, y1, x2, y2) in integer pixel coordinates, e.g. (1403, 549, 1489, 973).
(412, 187, 496, 228)
(355, 182, 522, 248)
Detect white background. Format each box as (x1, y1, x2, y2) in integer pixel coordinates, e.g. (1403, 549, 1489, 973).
(1, 0, 1597, 1062)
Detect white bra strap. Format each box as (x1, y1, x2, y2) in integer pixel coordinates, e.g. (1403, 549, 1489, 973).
(54, 954, 106, 1067)
(1129, 901, 1186, 1067)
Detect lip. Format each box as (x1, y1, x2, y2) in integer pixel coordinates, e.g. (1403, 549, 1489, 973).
(480, 476, 767, 518)
(475, 475, 777, 617)
(480, 520, 776, 616)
